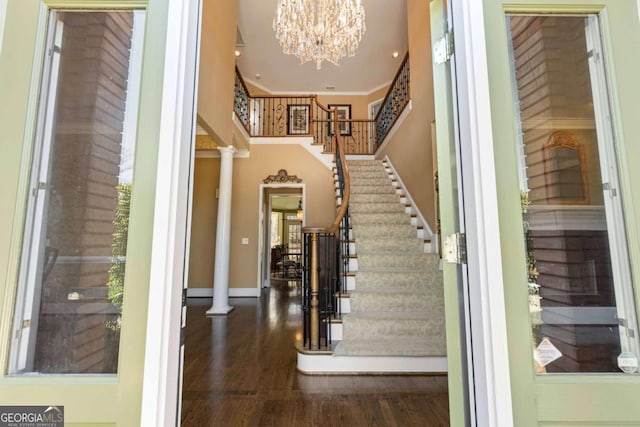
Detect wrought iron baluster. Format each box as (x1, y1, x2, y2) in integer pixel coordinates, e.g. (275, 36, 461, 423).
(374, 54, 410, 150)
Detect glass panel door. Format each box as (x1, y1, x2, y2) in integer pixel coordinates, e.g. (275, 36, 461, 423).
(507, 13, 639, 373)
(10, 9, 144, 374)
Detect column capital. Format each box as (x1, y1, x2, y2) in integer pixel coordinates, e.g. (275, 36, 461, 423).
(217, 145, 237, 155)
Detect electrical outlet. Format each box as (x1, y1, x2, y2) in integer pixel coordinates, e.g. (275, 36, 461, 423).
(241, 238, 249, 245)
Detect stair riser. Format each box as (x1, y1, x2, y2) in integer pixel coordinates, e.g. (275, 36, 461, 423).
(352, 225, 416, 239)
(347, 162, 385, 169)
(349, 194, 400, 204)
(349, 173, 390, 181)
(346, 275, 356, 291)
(350, 176, 392, 185)
(355, 272, 443, 290)
(355, 238, 423, 253)
(350, 293, 443, 312)
(357, 254, 439, 270)
(342, 317, 446, 340)
(349, 186, 397, 195)
(349, 203, 405, 214)
(330, 322, 343, 340)
(351, 216, 418, 227)
(351, 213, 410, 225)
(339, 296, 350, 313)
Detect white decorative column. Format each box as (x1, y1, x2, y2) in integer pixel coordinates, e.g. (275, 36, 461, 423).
(207, 146, 236, 315)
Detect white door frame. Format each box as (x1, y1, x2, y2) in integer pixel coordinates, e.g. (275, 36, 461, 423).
(139, 0, 201, 425)
(257, 184, 305, 289)
(142, 0, 515, 424)
(449, 0, 514, 425)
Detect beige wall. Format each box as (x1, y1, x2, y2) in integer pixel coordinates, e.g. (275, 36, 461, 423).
(376, 0, 437, 228)
(188, 145, 335, 289)
(198, 0, 238, 146)
(367, 85, 389, 117)
(188, 157, 220, 289)
(316, 94, 370, 120)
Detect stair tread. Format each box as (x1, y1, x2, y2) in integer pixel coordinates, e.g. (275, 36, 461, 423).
(344, 311, 435, 321)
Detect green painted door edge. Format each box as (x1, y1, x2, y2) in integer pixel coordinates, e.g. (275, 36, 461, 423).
(430, 1, 466, 425)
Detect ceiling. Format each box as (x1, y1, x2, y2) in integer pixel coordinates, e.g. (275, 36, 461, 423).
(236, 0, 408, 94)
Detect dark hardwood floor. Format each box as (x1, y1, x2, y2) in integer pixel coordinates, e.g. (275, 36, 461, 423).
(181, 279, 449, 426)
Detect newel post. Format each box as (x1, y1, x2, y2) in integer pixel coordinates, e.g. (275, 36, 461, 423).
(310, 232, 320, 349)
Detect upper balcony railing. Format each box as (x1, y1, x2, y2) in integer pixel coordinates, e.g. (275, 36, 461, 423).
(373, 53, 410, 151)
(234, 55, 410, 154)
(234, 66, 250, 130)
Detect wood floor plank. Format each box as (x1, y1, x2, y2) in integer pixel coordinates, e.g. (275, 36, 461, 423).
(181, 280, 450, 426)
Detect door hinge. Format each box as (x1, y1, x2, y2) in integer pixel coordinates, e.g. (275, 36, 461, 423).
(48, 45, 61, 57)
(180, 326, 187, 346)
(32, 181, 47, 196)
(443, 232, 467, 264)
(433, 30, 454, 65)
(603, 182, 617, 197)
(619, 318, 635, 338)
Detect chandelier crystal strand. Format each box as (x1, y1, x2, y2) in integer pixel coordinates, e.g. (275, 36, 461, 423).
(273, 0, 366, 70)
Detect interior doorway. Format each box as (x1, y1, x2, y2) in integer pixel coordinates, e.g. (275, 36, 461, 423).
(259, 186, 304, 289)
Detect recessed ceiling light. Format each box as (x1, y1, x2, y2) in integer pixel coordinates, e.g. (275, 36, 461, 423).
(234, 50, 241, 57)
(392, 51, 399, 58)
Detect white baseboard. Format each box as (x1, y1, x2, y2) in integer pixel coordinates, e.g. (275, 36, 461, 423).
(186, 288, 261, 298)
(230, 288, 261, 297)
(186, 288, 212, 297)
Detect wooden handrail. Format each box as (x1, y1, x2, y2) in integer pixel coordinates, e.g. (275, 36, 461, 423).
(302, 106, 350, 235)
(235, 66, 251, 97)
(314, 101, 333, 114)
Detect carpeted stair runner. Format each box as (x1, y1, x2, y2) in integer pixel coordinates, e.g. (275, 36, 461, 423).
(333, 159, 446, 358)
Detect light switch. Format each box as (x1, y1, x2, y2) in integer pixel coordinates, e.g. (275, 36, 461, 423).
(241, 238, 249, 245)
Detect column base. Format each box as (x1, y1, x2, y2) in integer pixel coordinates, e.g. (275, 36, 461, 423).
(206, 305, 234, 316)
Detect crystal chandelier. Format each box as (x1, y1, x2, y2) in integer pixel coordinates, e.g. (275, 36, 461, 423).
(273, 0, 366, 70)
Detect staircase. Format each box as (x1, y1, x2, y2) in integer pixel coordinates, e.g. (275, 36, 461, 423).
(297, 159, 447, 373)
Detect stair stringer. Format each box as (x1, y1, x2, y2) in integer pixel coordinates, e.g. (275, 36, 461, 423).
(379, 155, 437, 253)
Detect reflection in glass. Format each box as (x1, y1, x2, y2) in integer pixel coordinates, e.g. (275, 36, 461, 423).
(507, 15, 639, 373)
(9, 10, 144, 374)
